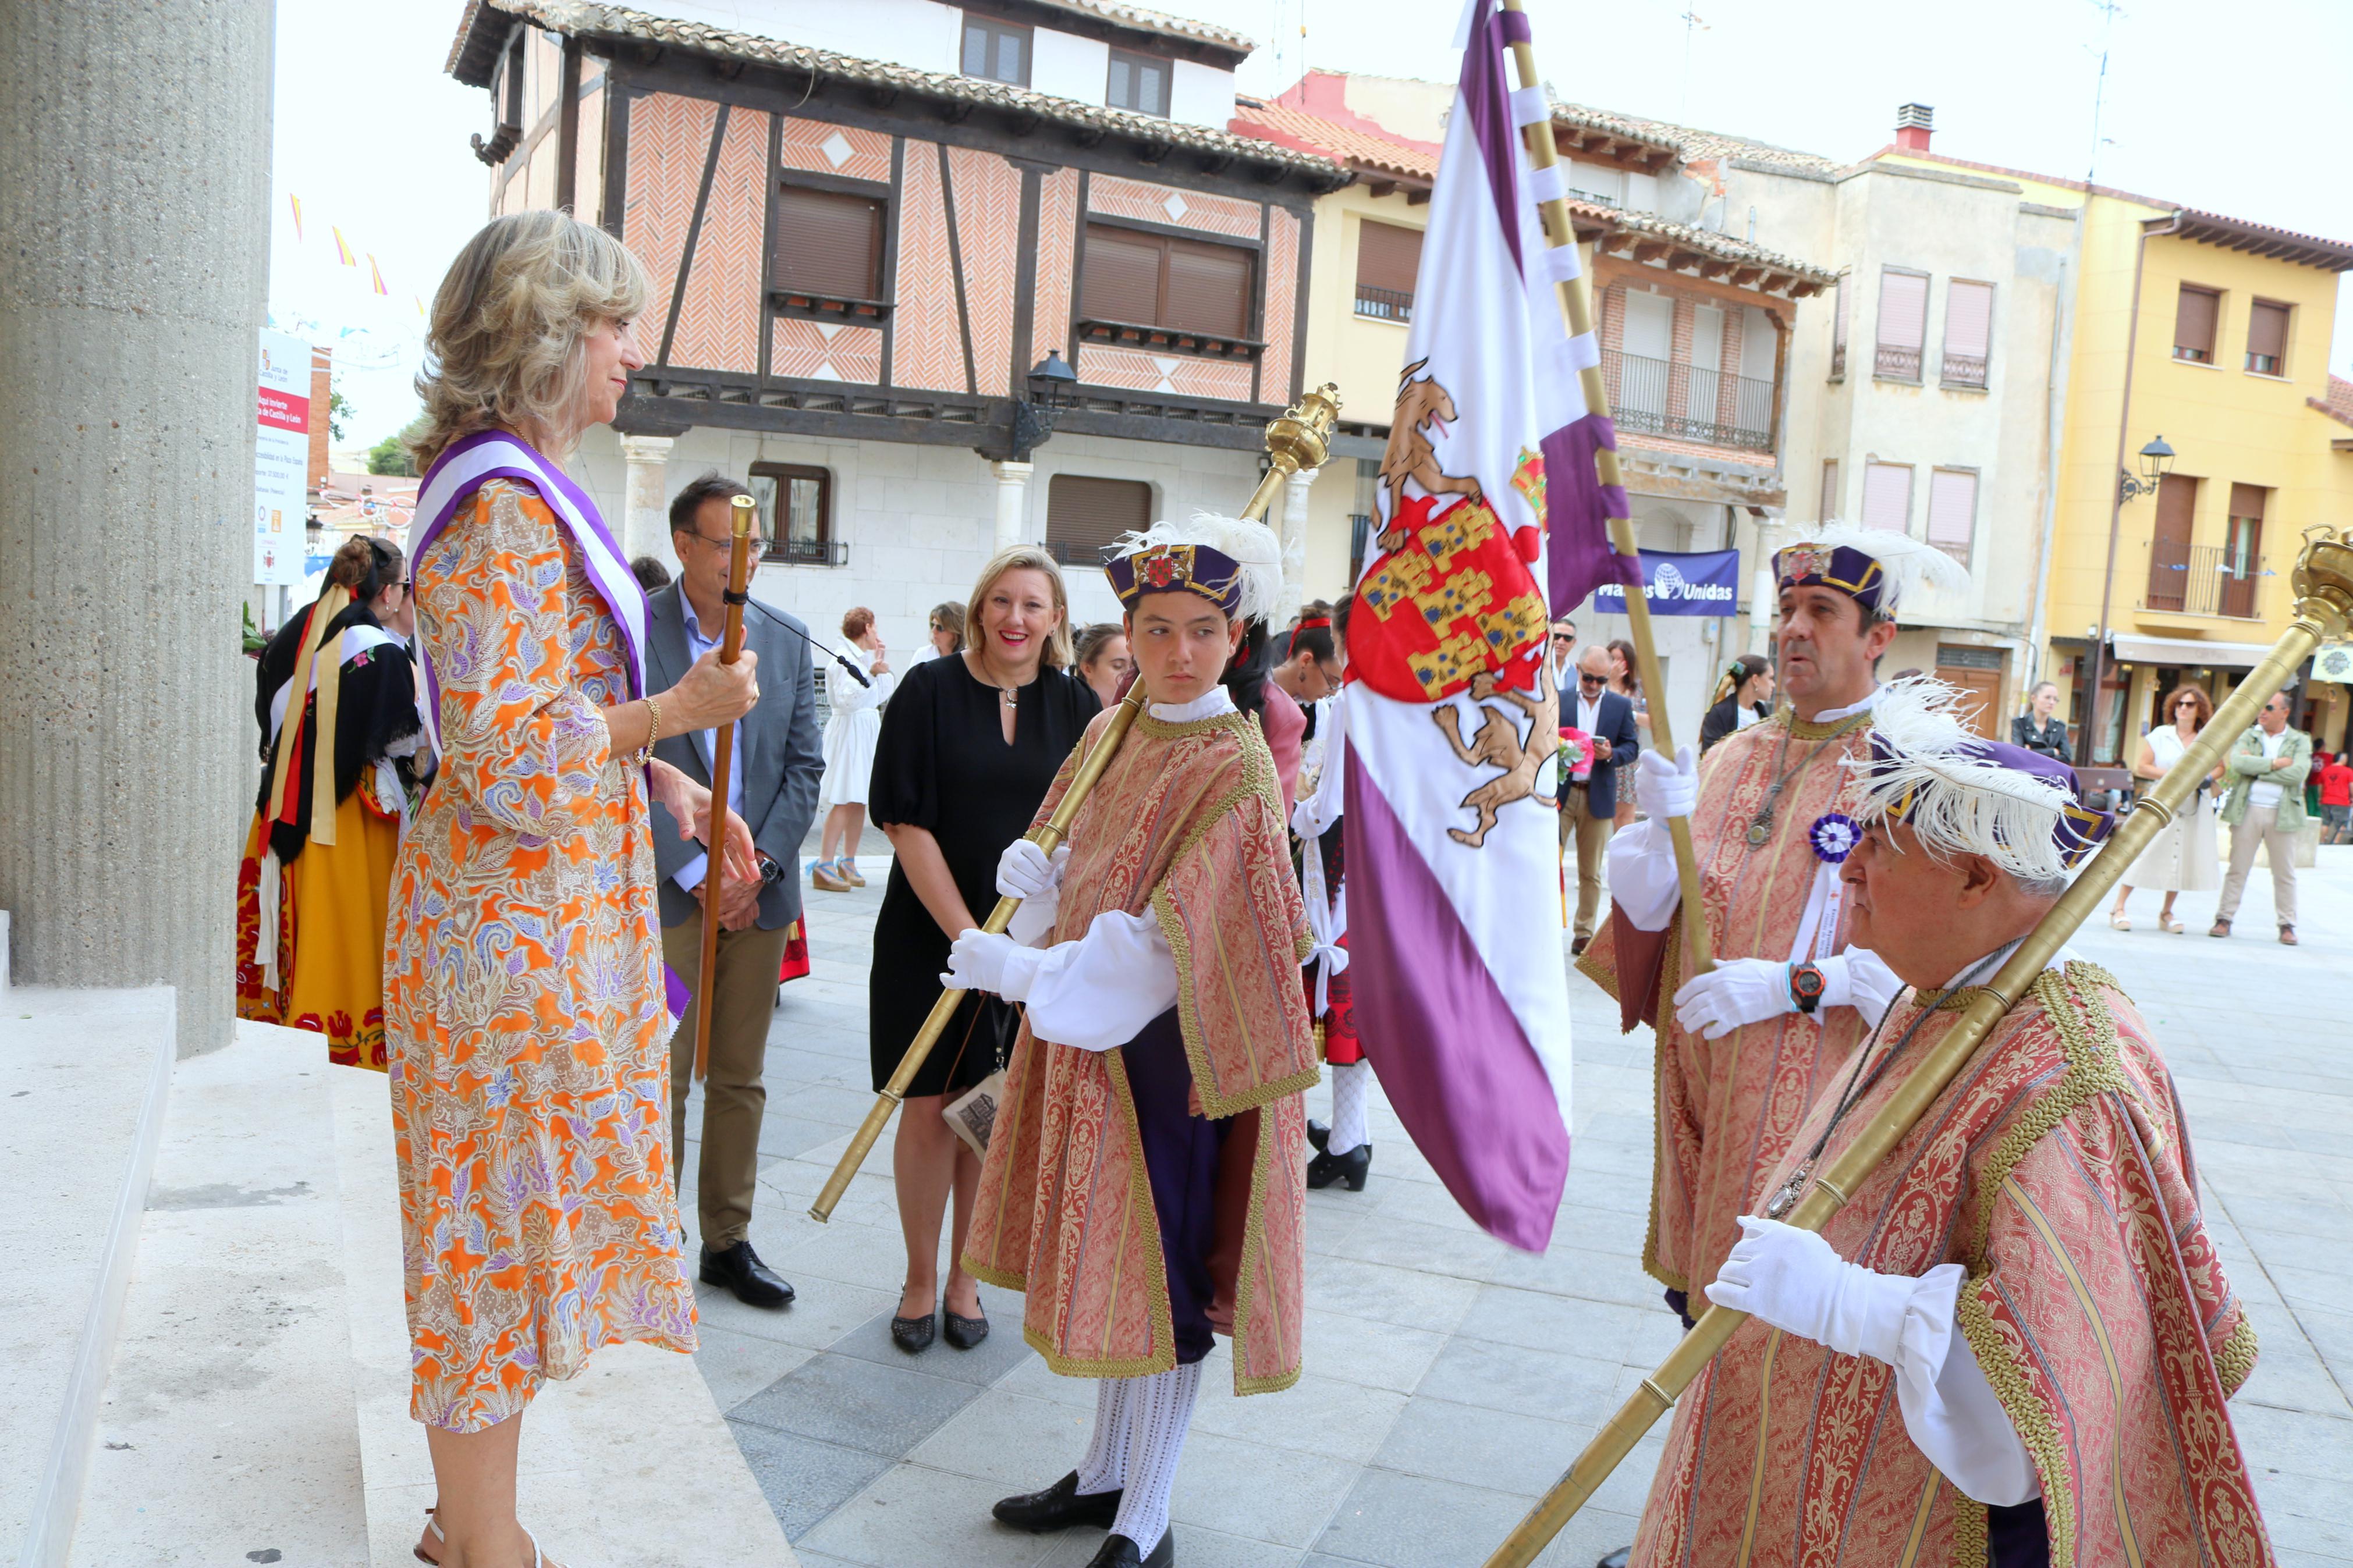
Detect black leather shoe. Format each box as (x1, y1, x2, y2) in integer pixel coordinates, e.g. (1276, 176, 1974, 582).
(992, 1471, 1121, 1533)
(1307, 1119, 1330, 1153)
(700, 1241, 794, 1309)
(1083, 1530, 1173, 1567)
(1305, 1142, 1371, 1192)
(1597, 1548, 1631, 1568)
(891, 1312, 936, 1353)
(943, 1304, 989, 1350)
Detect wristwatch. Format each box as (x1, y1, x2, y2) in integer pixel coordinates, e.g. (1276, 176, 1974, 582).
(1788, 962, 1827, 1016)
(757, 853, 786, 887)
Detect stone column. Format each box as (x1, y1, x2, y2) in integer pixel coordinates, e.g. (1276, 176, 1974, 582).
(1279, 468, 1319, 614)
(1747, 511, 1781, 657)
(990, 460, 1034, 554)
(0, 2, 272, 1054)
(620, 435, 677, 572)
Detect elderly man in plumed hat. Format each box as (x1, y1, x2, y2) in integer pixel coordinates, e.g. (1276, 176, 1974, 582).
(1627, 679, 2272, 1567)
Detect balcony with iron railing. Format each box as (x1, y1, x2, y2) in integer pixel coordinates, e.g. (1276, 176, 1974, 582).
(1600, 350, 1775, 452)
(762, 536, 849, 567)
(1940, 353, 1987, 390)
(1874, 344, 1922, 382)
(1354, 285, 1413, 324)
(2141, 541, 2265, 620)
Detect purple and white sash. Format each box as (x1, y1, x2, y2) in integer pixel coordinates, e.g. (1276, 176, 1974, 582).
(407, 430, 650, 755)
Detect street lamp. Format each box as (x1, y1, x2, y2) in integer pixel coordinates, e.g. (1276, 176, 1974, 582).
(2116, 435, 2174, 503)
(1011, 351, 1077, 459)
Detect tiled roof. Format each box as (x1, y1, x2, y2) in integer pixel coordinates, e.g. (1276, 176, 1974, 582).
(2174, 209, 2353, 273)
(1230, 99, 1436, 182)
(1027, 0, 1254, 55)
(1580, 204, 1836, 291)
(2312, 375, 2353, 431)
(1550, 99, 1839, 174)
(446, 1, 1344, 186)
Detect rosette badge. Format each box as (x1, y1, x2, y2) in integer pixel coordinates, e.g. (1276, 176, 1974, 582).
(1808, 812, 1861, 864)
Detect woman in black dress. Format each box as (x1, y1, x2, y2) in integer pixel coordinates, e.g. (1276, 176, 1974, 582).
(868, 545, 1099, 1353)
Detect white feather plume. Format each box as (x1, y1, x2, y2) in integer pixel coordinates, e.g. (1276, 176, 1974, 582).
(1112, 512, 1286, 627)
(1784, 524, 1969, 614)
(1849, 677, 2080, 885)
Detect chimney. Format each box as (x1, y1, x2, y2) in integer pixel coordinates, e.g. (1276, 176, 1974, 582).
(1894, 103, 1934, 152)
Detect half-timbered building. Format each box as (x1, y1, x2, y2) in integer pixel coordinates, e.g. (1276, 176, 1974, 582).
(446, 0, 1346, 646)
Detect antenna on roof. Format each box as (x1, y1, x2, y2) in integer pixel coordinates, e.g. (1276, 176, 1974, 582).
(1677, 11, 1709, 122)
(2085, 0, 2125, 185)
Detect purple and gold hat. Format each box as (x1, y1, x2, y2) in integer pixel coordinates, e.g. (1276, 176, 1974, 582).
(1775, 525, 1968, 617)
(1106, 514, 1283, 623)
(1854, 678, 2113, 880)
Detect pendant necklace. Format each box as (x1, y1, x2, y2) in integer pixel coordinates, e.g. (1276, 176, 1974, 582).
(1762, 947, 2007, 1219)
(1745, 726, 1835, 848)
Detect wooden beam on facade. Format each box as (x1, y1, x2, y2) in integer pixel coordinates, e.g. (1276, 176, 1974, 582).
(1730, 266, 1763, 288)
(1366, 179, 1396, 199)
(1407, 187, 1431, 205)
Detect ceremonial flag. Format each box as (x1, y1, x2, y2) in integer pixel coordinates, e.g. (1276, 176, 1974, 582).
(1341, 0, 1631, 1251)
(288, 194, 304, 242)
(368, 255, 389, 296)
(332, 226, 356, 266)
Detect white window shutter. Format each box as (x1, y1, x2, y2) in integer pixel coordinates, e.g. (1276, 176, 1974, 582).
(1926, 470, 1977, 563)
(1876, 271, 1928, 351)
(1943, 282, 1993, 359)
(1862, 463, 1912, 531)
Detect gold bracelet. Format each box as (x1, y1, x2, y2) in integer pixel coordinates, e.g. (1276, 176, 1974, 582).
(629, 695, 663, 768)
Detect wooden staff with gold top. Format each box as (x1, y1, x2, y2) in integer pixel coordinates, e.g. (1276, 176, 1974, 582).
(1500, 0, 1712, 978)
(691, 492, 760, 1082)
(807, 384, 1345, 1223)
(1479, 527, 2353, 1568)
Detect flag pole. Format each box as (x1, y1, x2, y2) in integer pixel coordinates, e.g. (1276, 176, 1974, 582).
(1499, 0, 1713, 979)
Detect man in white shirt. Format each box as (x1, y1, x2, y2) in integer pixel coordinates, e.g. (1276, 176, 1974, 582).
(1561, 644, 1637, 951)
(2213, 688, 2312, 944)
(1545, 614, 1577, 694)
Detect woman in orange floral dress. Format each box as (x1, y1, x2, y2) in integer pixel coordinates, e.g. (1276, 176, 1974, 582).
(387, 211, 760, 1568)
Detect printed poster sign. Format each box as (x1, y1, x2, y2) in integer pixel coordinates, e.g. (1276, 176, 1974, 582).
(254, 329, 311, 586)
(1588, 547, 1741, 616)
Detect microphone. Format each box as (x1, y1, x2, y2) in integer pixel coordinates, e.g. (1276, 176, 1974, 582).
(751, 599, 873, 688)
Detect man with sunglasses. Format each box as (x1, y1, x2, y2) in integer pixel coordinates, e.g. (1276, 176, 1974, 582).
(645, 471, 826, 1308)
(1562, 643, 1638, 955)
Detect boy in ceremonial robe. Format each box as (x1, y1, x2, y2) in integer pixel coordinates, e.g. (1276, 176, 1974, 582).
(948, 515, 1318, 1568)
(1581, 527, 1965, 1319)
(1632, 681, 2271, 1568)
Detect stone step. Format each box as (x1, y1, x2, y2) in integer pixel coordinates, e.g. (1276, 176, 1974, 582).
(1, 984, 175, 1568)
(329, 1051, 800, 1567)
(68, 1021, 370, 1567)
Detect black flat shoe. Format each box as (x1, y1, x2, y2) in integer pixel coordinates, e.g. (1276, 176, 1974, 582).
(1306, 1142, 1371, 1192)
(992, 1471, 1122, 1533)
(890, 1312, 936, 1353)
(1307, 1119, 1330, 1153)
(943, 1304, 989, 1350)
(700, 1240, 795, 1309)
(1596, 1549, 1631, 1568)
(1084, 1530, 1174, 1567)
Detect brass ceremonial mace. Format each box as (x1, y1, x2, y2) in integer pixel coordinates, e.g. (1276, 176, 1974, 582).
(1503, 0, 1710, 976)
(1480, 527, 2353, 1568)
(691, 493, 760, 1082)
(807, 385, 1346, 1223)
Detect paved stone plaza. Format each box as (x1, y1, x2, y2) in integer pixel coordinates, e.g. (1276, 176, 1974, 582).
(675, 834, 2353, 1567)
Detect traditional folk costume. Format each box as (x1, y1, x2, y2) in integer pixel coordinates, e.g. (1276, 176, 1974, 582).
(236, 555, 430, 1069)
(956, 518, 1318, 1568)
(1634, 684, 2272, 1568)
(1291, 679, 1369, 1190)
(1580, 528, 1962, 1317)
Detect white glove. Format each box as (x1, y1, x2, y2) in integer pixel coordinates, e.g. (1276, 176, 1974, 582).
(1635, 744, 1697, 822)
(941, 927, 1046, 1002)
(995, 838, 1070, 901)
(1822, 950, 1903, 1027)
(1671, 957, 1794, 1040)
(1705, 1214, 1914, 1365)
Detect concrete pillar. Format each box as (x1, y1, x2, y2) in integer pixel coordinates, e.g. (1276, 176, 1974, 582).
(990, 460, 1034, 553)
(0, 2, 273, 1054)
(1747, 515, 1782, 658)
(1279, 468, 1318, 614)
(620, 435, 678, 572)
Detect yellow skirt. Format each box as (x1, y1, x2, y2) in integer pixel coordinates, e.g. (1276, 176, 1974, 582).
(235, 783, 402, 1069)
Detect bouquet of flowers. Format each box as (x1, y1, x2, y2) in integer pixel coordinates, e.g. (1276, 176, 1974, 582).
(1559, 727, 1593, 777)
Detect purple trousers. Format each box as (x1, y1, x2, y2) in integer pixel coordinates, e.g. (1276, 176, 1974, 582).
(1119, 1007, 1231, 1367)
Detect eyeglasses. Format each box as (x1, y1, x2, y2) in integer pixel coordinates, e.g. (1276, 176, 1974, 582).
(1551, 632, 1575, 643)
(1578, 673, 1607, 688)
(692, 531, 772, 554)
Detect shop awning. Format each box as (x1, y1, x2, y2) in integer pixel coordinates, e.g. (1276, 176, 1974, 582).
(2108, 632, 2276, 670)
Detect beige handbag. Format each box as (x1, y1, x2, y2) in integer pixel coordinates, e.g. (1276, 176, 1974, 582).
(940, 998, 1013, 1158)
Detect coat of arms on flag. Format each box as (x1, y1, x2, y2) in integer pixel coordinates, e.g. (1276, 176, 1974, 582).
(1341, 0, 1634, 1252)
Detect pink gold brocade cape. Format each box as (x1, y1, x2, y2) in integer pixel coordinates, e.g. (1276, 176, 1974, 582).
(1632, 963, 2269, 1568)
(1579, 711, 1878, 1298)
(963, 706, 1319, 1393)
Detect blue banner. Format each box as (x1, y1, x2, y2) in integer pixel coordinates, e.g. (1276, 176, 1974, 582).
(1587, 548, 1741, 616)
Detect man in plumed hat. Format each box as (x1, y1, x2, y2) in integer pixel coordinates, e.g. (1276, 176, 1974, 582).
(946, 515, 1317, 1568)
(1628, 680, 2271, 1567)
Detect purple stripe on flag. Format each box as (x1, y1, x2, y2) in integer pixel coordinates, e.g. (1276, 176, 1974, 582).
(1495, 8, 1532, 42)
(1543, 415, 1642, 611)
(1344, 752, 1568, 1253)
(1458, 0, 1523, 274)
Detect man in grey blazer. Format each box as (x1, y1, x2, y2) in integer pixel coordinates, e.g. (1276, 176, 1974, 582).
(650, 472, 825, 1307)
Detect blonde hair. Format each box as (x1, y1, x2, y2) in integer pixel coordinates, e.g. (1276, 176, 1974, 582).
(409, 211, 648, 468)
(966, 546, 1076, 670)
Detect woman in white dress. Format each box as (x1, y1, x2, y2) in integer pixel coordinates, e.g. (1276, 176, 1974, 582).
(813, 606, 895, 891)
(2110, 682, 2222, 932)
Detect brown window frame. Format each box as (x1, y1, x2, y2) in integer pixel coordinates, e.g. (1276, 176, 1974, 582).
(1077, 221, 1261, 355)
(960, 13, 1032, 87)
(750, 461, 840, 567)
(770, 180, 891, 318)
(1106, 47, 1170, 117)
(1045, 474, 1153, 568)
(1353, 218, 1422, 323)
(2244, 298, 2290, 376)
(2173, 284, 2221, 364)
